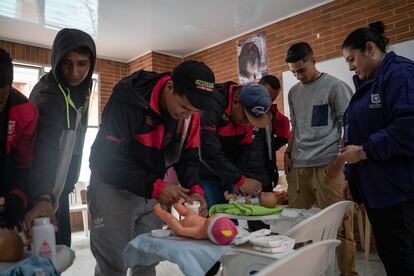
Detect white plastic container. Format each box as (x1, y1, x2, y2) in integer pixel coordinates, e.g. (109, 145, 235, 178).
(32, 217, 56, 265)
(184, 201, 200, 215)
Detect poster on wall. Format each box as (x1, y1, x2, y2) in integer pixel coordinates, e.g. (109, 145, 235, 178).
(237, 32, 268, 84)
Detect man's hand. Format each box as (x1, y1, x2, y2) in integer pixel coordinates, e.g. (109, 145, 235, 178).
(339, 145, 362, 164)
(190, 193, 208, 217)
(284, 152, 293, 174)
(159, 184, 192, 206)
(24, 200, 57, 242)
(240, 178, 262, 196)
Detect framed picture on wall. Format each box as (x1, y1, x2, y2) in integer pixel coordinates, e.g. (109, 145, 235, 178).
(237, 32, 268, 84)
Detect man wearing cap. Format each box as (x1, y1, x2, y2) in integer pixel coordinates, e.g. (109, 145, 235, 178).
(88, 61, 221, 276)
(199, 82, 272, 208)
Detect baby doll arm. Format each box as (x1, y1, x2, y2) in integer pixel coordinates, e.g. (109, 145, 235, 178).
(172, 200, 193, 217)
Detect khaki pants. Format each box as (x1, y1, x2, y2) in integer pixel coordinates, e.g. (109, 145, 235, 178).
(287, 167, 357, 276)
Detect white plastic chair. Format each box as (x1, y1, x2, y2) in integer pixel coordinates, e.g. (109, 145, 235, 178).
(283, 200, 354, 276)
(69, 181, 89, 237)
(256, 240, 341, 276)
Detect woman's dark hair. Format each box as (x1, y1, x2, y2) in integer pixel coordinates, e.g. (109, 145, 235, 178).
(285, 42, 313, 63)
(0, 47, 13, 88)
(238, 42, 260, 77)
(342, 21, 389, 53)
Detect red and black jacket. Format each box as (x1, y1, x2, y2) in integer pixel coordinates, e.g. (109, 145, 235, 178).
(199, 81, 264, 189)
(0, 88, 38, 225)
(90, 70, 203, 199)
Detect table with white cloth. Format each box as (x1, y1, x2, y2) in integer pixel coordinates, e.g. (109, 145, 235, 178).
(0, 245, 75, 275)
(123, 233, 231, 276)
(123, 210, 318, 276)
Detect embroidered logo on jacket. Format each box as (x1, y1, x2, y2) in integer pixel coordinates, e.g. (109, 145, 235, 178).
(369, 93, 382, 109)
(8, 120, 16, 135)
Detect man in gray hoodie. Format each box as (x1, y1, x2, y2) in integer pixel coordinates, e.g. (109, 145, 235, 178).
(24, 28, 96, 247)
(284, 42, 357, 276)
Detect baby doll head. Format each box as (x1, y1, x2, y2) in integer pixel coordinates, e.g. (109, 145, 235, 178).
(207, 215, 237, 245)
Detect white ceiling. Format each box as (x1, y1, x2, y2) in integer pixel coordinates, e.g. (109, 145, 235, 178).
(0, 0, 332, 62)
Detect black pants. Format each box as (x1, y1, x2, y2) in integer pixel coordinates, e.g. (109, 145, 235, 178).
(365, 200, 414, 276)
(55, 193, 71, 247)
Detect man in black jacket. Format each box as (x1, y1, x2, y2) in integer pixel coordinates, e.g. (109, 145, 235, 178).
(0, 48, 38, 228)
(258, 75, 290, 187)
(24, 28, 96, 246)
(88, 61, 221, 276)
(199, 83, 272, 208)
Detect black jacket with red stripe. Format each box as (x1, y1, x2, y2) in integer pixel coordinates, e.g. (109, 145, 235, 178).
(199, 81, 267, 188)
(89, 70, 203, 198)
(0, 88, 38, 226)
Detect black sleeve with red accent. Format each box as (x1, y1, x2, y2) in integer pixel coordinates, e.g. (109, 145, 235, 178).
(90, 101, 160, 199)
(29, 91, 65, 200)
(199, 110, 244, 186)
(173, 113, 204, 196)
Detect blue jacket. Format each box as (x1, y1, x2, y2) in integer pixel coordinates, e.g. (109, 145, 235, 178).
(344, 51, 414, 208)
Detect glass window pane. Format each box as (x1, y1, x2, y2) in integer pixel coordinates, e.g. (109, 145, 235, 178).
(78, 127, 98, 183)
(88, 74, 99, 127)
(12, 64, 40, 98)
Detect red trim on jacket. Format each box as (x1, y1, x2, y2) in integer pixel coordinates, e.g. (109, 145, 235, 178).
(234, 175, 246, 189)
(218, 123, 253, 144)
(149, 75, 171, 116)
(135, 124, 165, 149)
(151, 179, 166, 199)
(10, 189, 28, 208)
(224, 84, 242, 116)
(188, 185, 205, 197)
(271, 104, 290, 139)
(6, 100, 38, 167)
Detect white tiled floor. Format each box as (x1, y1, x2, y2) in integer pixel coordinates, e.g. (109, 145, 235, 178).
(62, 231, 386, 276)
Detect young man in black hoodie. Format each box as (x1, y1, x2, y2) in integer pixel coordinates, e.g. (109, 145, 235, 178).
(0, 48, 38, 228)
(88, 61, 221, 276)
(24, 28, 96, 247)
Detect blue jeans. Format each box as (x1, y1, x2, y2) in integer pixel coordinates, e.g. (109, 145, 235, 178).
(200, 178, 234, 209)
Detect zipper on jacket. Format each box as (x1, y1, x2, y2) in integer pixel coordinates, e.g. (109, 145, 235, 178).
(58, 84, 88, 129)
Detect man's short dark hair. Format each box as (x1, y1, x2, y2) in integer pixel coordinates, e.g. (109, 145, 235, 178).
(0, 48, 13, 88)
(259, 75, 280, 91)
(285, 42, 314, 63)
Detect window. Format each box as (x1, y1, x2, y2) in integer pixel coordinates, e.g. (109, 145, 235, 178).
(12, 63, 41, 98)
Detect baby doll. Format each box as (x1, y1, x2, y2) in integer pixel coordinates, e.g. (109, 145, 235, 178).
(153, 200, 237, 245)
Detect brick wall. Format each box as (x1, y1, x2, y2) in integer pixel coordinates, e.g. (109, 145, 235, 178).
(186, 0, 414, 169)
(0, 40, 128, 115)
(128, 51, 182, 74)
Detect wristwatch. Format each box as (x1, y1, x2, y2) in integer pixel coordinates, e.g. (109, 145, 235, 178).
(357, 146, 367, 161)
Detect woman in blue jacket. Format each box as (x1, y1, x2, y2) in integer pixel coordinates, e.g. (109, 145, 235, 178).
(340, 21, 414, 276)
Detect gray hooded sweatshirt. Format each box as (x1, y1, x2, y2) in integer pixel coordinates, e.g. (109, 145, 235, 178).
(29, 28, 96, 207)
